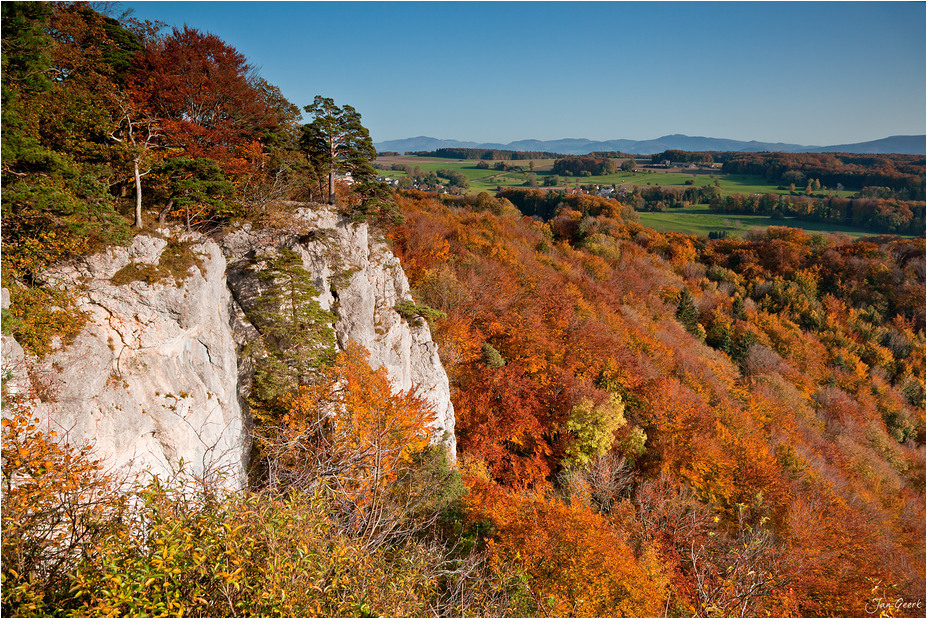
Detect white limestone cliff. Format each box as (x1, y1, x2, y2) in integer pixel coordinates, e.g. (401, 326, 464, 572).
(2, 232, 247, 488)
(1, 204, 456, 490)
(221, 205, 457, 455)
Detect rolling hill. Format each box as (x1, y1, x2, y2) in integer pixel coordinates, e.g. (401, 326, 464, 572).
(375, 134, 926, 156)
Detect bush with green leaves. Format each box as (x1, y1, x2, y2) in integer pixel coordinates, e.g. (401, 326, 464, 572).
(1, 285, 87, 356)
(563, 393, 628, 470)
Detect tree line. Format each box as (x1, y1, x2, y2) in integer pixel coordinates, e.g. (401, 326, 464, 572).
(708, 193, 926, 235)
(551, 156, 618, 176)
(588, 150, 632, 158)
(650, 150, 715, 164)
(624, 184, 723, 211)
(496, 188, 635, 221)
(721, 151, 925, 198)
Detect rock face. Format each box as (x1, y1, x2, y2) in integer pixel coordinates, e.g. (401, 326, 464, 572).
(221, 206, 456, 455)
(2, 233, 247, 489)
(2, 205, 456, 490)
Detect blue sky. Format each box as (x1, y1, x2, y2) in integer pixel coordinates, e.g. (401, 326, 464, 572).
(118, 1, 925, 146)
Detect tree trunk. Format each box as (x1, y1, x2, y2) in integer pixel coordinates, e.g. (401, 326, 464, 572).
(133, 157, 143, 229)
(328, 169, 335, 205)
(328, 138, 338, 205)
(159, 199, 173, 225)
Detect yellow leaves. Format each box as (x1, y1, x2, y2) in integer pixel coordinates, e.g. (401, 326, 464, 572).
(2, 404, 125, 614)
(257, 342, 438, 518)
(563, 394, 627, 470)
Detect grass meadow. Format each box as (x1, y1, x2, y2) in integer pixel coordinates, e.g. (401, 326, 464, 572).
(635, 205, 877, 239)
(374, 156, 884, 238)
(375, 156, 857, 196)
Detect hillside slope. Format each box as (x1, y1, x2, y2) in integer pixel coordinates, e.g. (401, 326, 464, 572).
(388, 190, 926, 616)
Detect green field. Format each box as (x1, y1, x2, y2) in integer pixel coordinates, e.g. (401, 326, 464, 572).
(375, 156, 687, 191)
(375, 156, 541, 192)
(374, 156, 891, 238)
(635, 205, 881, 239)
(374, 155, 858, 197)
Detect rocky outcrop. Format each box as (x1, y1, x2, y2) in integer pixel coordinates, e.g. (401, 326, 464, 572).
(2, 204, 456, 490)
(221, 206, 456, 455)
(2, 233, 247, 489)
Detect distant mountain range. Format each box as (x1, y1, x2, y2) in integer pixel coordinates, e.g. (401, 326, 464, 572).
(374, 134, 926, 156)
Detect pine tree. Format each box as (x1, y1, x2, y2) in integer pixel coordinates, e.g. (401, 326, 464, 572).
(156, 157, 234, 231)
(300, 96, 377, 206)
(675, 288, 701, 337)
(706, 321, 734, 355)
(249, 249, 336, 412)
(732, 295, 747, 321)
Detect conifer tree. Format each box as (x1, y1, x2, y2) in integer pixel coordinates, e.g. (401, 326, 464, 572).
(675, 287, 701, 336)
(481, 343, 506, 369)
(156, 157, 234, 231)
(249, 249, 336, 415)
(732, 295, 747, 321)
(300, 96, 377, 206)
(1, 2, 133, 278)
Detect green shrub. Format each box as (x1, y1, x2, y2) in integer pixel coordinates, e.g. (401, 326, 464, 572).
(481, 343, 506, 369)
(110, 237, 203, 287)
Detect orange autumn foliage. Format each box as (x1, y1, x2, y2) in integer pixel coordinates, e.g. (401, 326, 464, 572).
(258, 343, 436, 511)
(388, 191, 925, 612)
(2, 400, 126, 614)
(465, 476, 664, 617)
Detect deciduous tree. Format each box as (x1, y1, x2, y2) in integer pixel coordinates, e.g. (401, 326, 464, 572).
(131, 26, 281, 169)
(257, 344, 440, 548)
(109, 96, 160, 228)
